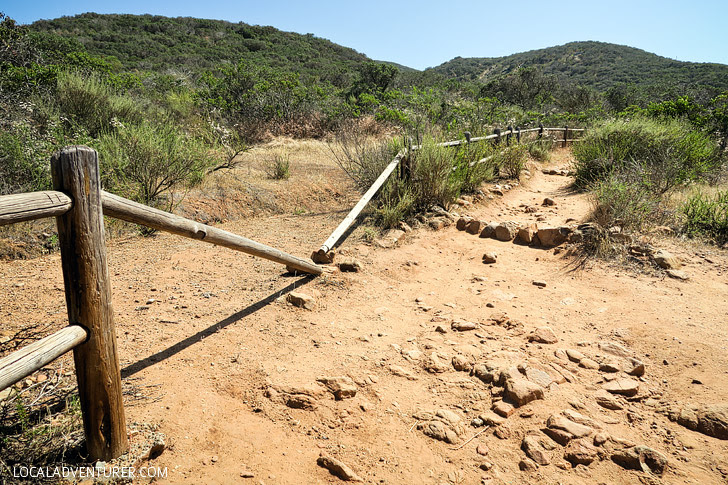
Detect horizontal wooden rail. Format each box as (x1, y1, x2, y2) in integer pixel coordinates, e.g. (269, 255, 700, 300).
(0, 325, 87, 392)
(544, 127, 585, 132)
(101, 191, 322, 275)
(0, 191, 72, 226)
(315, 151, 406, 259)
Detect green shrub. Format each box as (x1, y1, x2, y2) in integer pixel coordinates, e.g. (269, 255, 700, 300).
(375, 178, 416, 228)
(265, 152, 291, 180)
(96, 121, 215, 205)
(56, 71, 142, 137)
(495, 145, 528, 179)
(589, 174, 666, 231)
(681, 190, 728, 244)
(0, 125, 51, 194)
(572, 118, 719, 192)
(451, 141, 497, 193)
(528, 138, 553, 161)
(409, 137, 459, 209)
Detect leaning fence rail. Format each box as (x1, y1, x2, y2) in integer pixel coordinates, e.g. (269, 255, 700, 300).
(314, 126, 583, 262)
(0, 145, 322, 461)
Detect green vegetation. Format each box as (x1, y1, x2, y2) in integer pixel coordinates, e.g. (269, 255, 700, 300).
(572, 118, 719, 192)
(432, 41, 728, 102)
(2, 12, 728, 248)
(573, 117, 726, 255)
(681, 190, 728, 245)
(264, 151, 291, 180)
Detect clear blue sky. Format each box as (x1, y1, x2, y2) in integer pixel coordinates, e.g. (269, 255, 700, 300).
(4, 0, 727, 70)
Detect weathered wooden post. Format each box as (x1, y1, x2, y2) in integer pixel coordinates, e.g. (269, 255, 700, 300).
(563, 125, 568, 148)
(51, 146, 128, 461)
(516, 126, 521, 144)
(538, 124, 544, 139)
(464, 131, 471, 143)
(493, 128, 501, 145)
(506, 125, 513, 146)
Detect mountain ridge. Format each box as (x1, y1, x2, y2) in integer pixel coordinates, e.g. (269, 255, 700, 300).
(428, 40, 728, 93)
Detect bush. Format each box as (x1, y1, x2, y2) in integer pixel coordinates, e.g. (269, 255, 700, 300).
(96, 121, 215, 205)
(0, 125, 51, 194)
(408, 137, 459, 209)
(327, 122, 403, 190)
(495, 145, 528, 179)
(265, 151, 290, 180)
(56, 71, 142, 137)
(451, 141, 497, 193)
(528, 138, 553, 161)
(589, 174, 667, 231)
(572, 118, 719, 192)
(375, 178, 415, 228)
(681, 189, 728, 245)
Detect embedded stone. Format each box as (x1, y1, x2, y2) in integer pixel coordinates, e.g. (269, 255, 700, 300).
(564, 438, 598, 466)
(466, 220, 486, 235)
(522, 434, 551, 465)
(603, 378, 640, 397)
(611, 446, 668, 475)
(456, 217, 473, 231)
(480, 223, 499, 239)
(652, 249, 681, 270)
(528, 326, 558, 344)
(504, 378, 545, 407)
(287, 291, 316, 310)
(316, 376, 357, 400)
(535, 227, 571, 247)
(495, 222, 518, 241)
(482, 252, 497, 264)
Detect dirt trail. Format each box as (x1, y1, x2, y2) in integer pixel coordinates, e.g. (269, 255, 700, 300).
(1, 148, 728, 484)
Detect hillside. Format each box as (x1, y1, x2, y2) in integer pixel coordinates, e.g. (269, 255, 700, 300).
(430, 41, 728, 94)
(29, 13, 375, 86)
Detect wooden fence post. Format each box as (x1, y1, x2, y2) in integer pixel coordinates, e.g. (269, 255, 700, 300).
(493, 128, 501, 145)
(506, 125, 513, 146)
(516, 126, 521, 144)
(538, 124, 544, 139)
(563, 125, 568, 148)
(51, 146, 128, 461)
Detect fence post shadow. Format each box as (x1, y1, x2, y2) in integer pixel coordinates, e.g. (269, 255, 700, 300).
(121, 275, 315, 379)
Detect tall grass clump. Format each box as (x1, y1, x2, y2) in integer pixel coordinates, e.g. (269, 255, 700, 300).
(409, 137, 460, 209)
(264, 151, 291, 180)
(327, 123, 403, 190)
(528, 138, 553, 161)
(681, 189, 728, 245)
(590, 174, 667, 231)
(451, 141, 498, 193)
(495, 145, 528, 179)
(572, 117, 719, 192)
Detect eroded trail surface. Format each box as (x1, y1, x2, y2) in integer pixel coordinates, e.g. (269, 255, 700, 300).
(2, 149, 728, 484)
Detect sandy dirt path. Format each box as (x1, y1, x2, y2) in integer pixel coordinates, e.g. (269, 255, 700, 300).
(1, 148, 727, 484)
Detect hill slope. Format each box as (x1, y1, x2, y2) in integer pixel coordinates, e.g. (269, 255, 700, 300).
(429, 41, 728, 93)
(29, 13, 375, 86)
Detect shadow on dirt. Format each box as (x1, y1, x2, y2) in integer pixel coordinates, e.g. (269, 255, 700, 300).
(121, 275, 315, 378)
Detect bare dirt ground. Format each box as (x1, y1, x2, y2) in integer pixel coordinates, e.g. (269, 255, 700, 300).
(1, 146, 728, 484)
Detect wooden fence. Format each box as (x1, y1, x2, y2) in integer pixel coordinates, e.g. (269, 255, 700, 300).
(0, 126, 582, 461)
(313, 125, 583, 261)
(0, 146, 321, 461)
